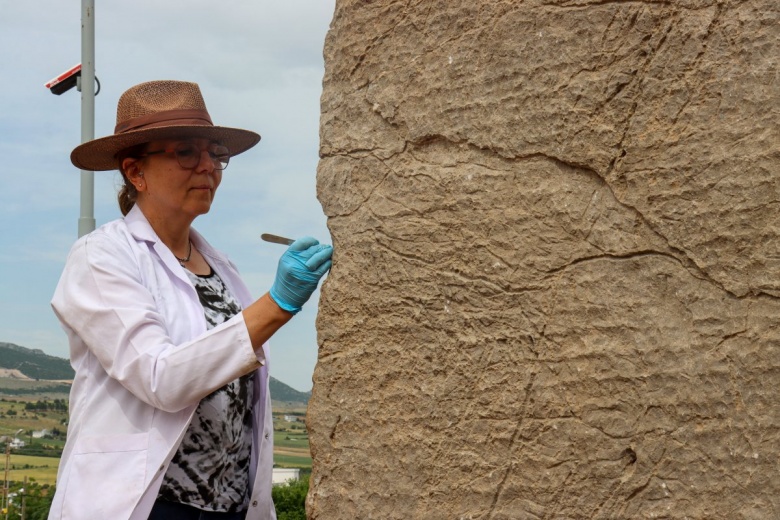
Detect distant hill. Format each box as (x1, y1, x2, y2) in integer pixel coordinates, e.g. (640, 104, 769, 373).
(0, 342, 309, 403)
(0, 342, 75, 380)
(269, 378, 311, 404)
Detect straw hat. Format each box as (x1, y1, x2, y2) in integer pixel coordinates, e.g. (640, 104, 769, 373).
(70, 80, 261, 171)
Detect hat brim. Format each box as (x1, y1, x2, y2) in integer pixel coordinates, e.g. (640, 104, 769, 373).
(70, 124, 261, 171)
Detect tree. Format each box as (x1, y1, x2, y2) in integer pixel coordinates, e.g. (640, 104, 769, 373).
(10, 477, 312, 519)
(272, 475, 309, 520)
(5, 482, 53, 520)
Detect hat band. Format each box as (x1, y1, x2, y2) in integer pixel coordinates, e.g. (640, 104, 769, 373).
(114, 109, 214, 134)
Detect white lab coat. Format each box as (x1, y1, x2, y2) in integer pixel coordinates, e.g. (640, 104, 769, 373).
(48, 205, 276, 520)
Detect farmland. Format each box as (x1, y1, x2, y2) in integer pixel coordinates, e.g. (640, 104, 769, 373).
(3, 455, 59, 486)
(1, 392, 312, 489)
(0, 324, 313, 519)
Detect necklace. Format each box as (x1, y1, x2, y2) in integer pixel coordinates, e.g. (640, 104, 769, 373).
(174, 241, 192, 266)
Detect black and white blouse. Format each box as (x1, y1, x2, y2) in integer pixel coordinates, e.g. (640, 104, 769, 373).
(157, 267, 254, 513)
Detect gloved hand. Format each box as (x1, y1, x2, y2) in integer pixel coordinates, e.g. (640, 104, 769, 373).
(270, 236, 333, 314)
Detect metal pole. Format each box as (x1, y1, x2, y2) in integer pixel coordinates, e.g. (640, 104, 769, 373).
(2, 431, 20, 520)
(78, 0, 96, 238)
(2, 442, 9, 518)
(19, 476, 25, 520)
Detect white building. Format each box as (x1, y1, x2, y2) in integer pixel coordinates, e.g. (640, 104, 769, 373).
(272, 468, 300, 485)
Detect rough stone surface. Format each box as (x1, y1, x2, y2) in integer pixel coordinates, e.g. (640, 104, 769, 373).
(309, 1, 779, 518)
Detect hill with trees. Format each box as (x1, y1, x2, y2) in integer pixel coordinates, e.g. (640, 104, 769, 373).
(0, 341, 310, 403)
(0, 342, 74, 380)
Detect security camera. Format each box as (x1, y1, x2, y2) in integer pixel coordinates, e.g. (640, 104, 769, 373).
(45, 64, 82, 95)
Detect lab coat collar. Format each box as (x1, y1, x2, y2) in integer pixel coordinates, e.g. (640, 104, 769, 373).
(124, 205, 188, 285)
(123, 205, 232, 285)
(124, 204, 157, 243)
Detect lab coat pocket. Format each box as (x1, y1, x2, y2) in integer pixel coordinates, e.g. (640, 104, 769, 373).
(62, 433, 149, 519)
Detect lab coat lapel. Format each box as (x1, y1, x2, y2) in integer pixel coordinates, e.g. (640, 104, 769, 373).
(123, 206, 206, 343)
(124, 205, 195, 288)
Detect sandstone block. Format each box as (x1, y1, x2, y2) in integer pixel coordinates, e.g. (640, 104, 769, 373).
(311, 1, 779, 518)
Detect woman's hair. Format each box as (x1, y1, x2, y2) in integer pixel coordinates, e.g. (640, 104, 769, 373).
(115, 144, 147, 216)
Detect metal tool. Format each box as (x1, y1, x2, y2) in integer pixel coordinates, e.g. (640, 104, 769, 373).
(261, 233, 295, 246)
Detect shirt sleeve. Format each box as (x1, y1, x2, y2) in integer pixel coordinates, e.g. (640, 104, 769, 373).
(51, 231, 263, 413)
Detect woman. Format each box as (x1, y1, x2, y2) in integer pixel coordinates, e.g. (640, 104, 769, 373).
(48, 80, 332, 520)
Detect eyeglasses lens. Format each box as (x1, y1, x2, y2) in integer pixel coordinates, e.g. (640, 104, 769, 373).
(174, 143, 230, 170)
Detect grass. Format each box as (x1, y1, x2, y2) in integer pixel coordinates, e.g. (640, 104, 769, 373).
(2, 454, 59, 486)
(273, 430, 311, 468)
(0, 396, 313, 489)
(273, 454, 313, 468)
(3, 448, 311, 488)
(0, 400, 69, 437)
(3, 438, 312, 487)
(274, 433, 309, 450)
(0, 378, 70, 393)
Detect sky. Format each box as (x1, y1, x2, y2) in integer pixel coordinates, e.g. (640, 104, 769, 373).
(0, 1, 337, 392)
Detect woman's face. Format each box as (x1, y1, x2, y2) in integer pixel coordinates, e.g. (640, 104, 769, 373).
(126, 137, 224, 221)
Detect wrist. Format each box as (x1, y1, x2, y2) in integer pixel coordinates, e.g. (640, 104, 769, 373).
(269, 287, 302, 314)
(265, 292, 296, 317)
(241, 293, 294, 350)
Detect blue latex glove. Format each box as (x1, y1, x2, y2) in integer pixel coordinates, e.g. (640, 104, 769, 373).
(270, 236, 333, 314)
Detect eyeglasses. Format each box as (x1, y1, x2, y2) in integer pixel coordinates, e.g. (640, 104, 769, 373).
(139, 142, 231, 170)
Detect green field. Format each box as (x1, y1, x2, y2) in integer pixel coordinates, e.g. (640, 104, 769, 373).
(3, 454, 59, 486)
(273, 429, 312, 468)
(0, 398, 69, 440)
(1, 396, 311, 490)
(273, 453, 313, 468)
(2, 447, 311, 489)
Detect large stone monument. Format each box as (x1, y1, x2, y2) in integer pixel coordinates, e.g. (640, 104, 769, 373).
(309, 1, 779, 518)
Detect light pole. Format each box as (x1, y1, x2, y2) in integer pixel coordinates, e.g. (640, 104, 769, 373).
(3, 429, 23, 520)
(44, 2, 98, 238)
(19, 476, 26, 520)
(78, 0, 96, 238)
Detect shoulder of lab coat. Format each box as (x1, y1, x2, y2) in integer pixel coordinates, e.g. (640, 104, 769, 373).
(52, 205, 265, 412)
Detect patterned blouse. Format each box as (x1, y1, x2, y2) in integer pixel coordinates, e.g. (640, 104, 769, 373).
(157, 266, 254, 513)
